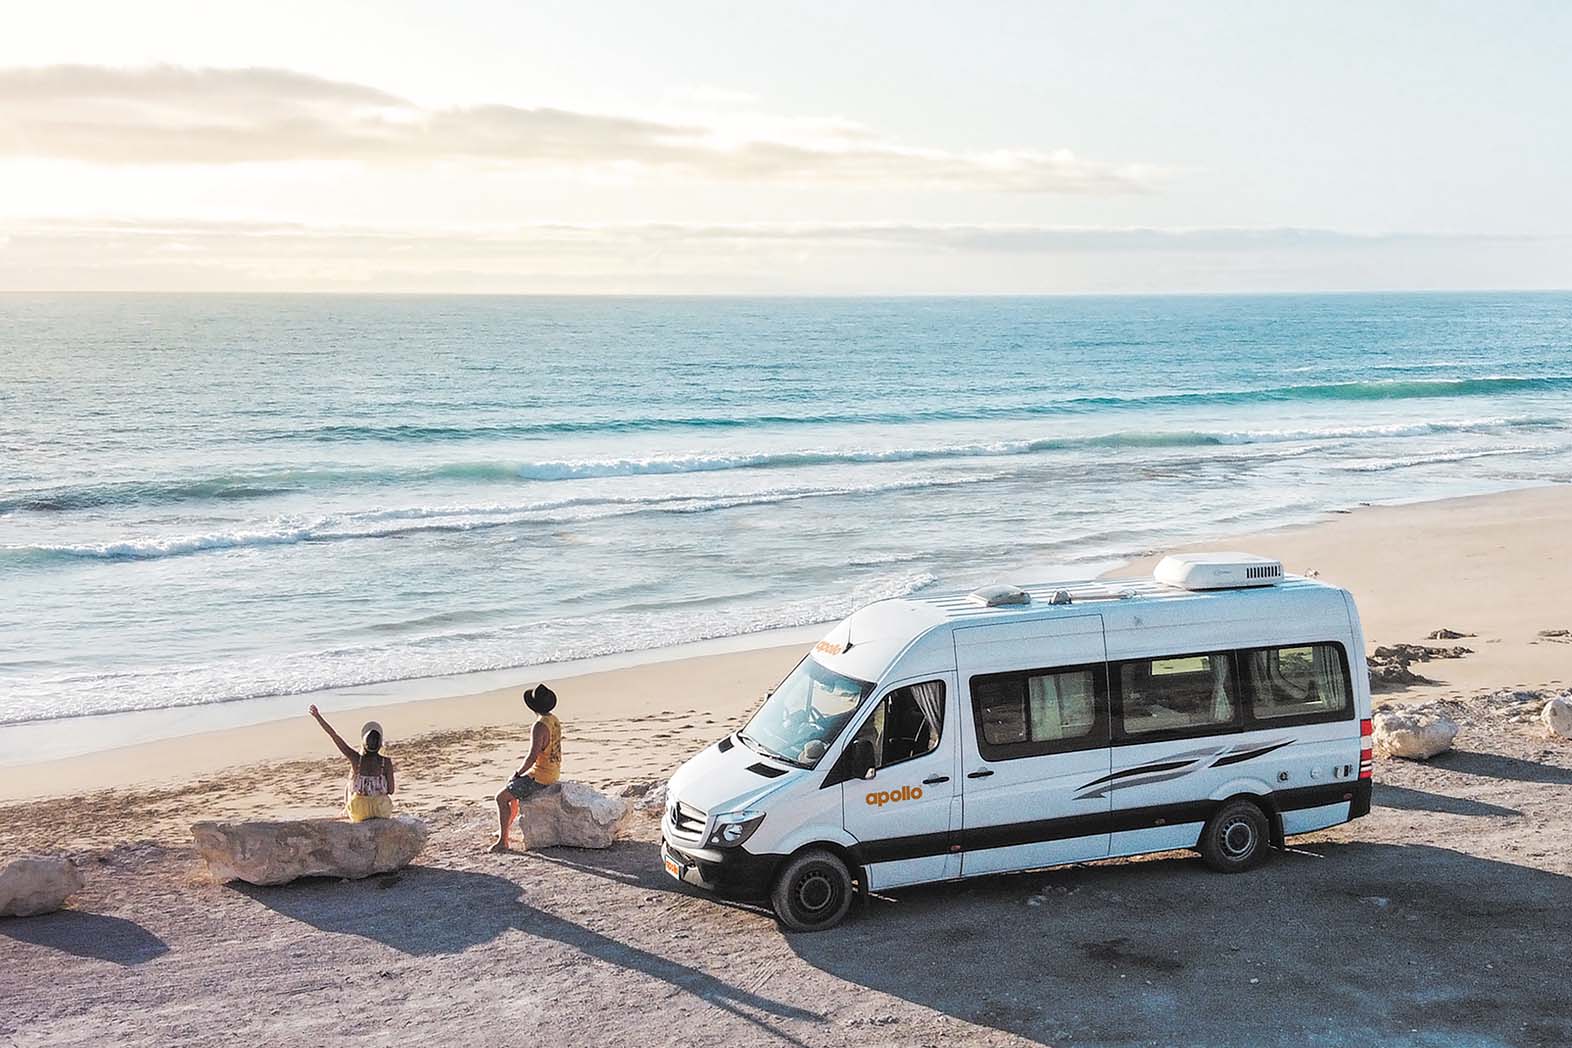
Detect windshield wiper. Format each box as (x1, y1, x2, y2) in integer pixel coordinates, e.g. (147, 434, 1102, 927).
(737, 732, 808, 768)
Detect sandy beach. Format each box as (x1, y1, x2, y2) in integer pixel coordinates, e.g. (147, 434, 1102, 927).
(4, 484, 1567, 817)
(3, 484, 1571, 1047)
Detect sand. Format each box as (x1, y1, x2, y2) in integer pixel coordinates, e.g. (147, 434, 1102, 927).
(1115, 485, 1572, 695)
(3, 484, 1571, 1047)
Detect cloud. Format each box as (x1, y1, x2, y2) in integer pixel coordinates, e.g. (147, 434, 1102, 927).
(0, 65, 1157, 192)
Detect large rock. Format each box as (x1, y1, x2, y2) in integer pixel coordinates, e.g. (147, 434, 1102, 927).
(1542, 695, 1572, 739)
(0, 856, 84, 917)
(192, 815, 428, 886)
(1372, 709, 1459, 760)
(618, 779, 670, 817)
(517, 782, 633, 849)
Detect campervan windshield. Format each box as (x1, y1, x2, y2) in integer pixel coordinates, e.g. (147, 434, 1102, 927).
(740, 656, 874, 768)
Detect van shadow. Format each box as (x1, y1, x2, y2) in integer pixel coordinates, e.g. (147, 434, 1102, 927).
(787, 843, 1571, 1048)
(233, 865, 820, 1036)
(1374, 782, 1521, 817)
(529, 844, 776, 918)
(0, 911, 170, 966)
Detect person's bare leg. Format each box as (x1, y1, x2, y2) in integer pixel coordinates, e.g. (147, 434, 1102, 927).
(489, 789, 515, 852)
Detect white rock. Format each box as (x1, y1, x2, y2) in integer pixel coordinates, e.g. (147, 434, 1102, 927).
(1372, 710, 1459, 760)
(516, 782, 633, 849)
(191, 815, 428, 886)
(1542, 696, 1572, 739)
(0, 856, 84, 917)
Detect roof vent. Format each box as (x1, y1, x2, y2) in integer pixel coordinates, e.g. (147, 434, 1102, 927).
(1154, 553, 1284, 591)
(968, 583, 1031, 608)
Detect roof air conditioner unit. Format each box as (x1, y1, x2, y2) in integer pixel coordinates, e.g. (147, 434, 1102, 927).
(1154, 553, 1284, 591)
(968, 584, 1031, 607)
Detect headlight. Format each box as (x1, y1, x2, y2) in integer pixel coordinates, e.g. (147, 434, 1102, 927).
(705, 810, 765, 849)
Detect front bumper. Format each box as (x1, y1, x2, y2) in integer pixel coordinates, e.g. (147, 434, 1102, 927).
(661, 838, 779, 900)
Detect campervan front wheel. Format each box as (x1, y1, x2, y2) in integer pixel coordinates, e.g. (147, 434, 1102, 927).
(771, 848, 854, 932)
(1198, 798, 1271, 873)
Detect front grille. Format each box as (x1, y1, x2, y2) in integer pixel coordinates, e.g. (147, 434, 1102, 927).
(669, 799, 708, 842)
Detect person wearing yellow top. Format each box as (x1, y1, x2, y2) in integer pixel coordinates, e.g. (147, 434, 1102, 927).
(309, 705, 396, 822)
(489, 683, 563, 853)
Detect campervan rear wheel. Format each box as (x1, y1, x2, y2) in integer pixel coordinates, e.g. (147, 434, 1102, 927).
(1198, 798, 1271, 873)
(771, 849, 854, 932)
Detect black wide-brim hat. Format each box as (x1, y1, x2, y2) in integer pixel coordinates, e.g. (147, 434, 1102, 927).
(523, 683, 557, 714)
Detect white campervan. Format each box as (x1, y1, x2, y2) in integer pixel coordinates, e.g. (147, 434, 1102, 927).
(661, 554, 1374, 931)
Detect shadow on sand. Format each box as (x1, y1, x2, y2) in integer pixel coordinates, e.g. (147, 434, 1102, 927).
(234, 864, 821, 1041)
(1430, 749, 1572, 786)
(1374, 782, 1521, 817)
(785, 842, 1570, 1047)
(0, 911, 170, 966)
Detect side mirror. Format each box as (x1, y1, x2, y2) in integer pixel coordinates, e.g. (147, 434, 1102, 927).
(848, 738, 877, 781)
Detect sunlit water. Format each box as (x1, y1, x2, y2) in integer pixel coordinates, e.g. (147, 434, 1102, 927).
(3, 292, 1570, 726)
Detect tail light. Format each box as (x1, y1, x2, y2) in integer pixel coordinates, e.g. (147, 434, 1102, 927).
(1358, 718, 1373, 780)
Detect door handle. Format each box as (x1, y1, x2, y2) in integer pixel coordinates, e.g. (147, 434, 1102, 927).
(966, 769, 994, 779)
(922, 775, 950, 784)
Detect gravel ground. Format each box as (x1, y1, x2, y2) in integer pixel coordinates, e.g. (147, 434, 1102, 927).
(3, 693, 1570, 1048)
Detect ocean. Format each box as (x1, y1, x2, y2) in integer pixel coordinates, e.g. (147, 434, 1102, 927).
(3, 292, 1570, 730)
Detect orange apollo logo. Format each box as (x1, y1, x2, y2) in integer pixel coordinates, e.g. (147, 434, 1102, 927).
(866, 785, 923, 807)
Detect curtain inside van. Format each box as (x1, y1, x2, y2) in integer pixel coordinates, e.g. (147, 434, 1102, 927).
(1311, 645, 1346, 709)
(909, 680, 944, 735)
(1210, 656, 1233, 722)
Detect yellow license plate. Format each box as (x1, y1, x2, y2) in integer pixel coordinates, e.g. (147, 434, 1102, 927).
(663, 854, 683, 879)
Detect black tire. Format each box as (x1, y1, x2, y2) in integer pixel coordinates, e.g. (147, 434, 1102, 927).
(1198, 798, 1271, 873)
(770, 848, 854, 932)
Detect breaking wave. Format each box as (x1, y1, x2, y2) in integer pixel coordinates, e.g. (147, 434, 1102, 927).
(4, 415, 1561, 514)
(257, 375, 1572, 443)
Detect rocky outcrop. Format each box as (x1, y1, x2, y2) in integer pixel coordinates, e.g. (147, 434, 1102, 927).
(0, 856, 84, 917)
(1542, 696, 1572, 739)
(516, 782, 633, 849)
(618, 779, 670, 817)
(1373, 643, 1474, 662)
(192, 816, 428, 886)
(1492, 689, 1550, 725)
(1372, 709, 1459, 760)
(1368, 643, 1472, 689)
(1426, 628, 1474, 640)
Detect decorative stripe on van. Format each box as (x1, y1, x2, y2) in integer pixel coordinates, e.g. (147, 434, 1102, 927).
(1072, 738, 1295, 799)
(851, 782, 1360, 866)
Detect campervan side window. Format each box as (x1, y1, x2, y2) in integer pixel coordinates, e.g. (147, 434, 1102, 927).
(1116, 651, 1238, 738)
(848, 681, 946, 770)
(970, 664, 1108, 760)
(1240, 643, 1351, 724)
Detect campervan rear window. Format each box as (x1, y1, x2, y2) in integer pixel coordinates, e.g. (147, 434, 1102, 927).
(1240, 643, 1350, 722)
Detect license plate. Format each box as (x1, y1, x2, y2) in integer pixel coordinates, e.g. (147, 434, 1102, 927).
(663, 853, 683, 879)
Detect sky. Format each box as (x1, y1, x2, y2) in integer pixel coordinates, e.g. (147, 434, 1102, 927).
(2, 0, 1570, 293)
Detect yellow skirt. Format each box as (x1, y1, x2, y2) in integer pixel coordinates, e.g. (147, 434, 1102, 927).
(345, 793, 394, 822)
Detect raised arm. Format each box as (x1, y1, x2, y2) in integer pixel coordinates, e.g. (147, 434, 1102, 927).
(309, 705, 358, 763)
(514, 721, 549, 779)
